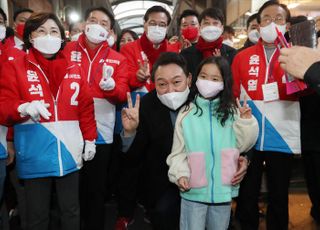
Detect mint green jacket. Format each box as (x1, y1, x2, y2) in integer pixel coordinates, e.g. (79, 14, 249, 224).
(167, 96, 259, 203)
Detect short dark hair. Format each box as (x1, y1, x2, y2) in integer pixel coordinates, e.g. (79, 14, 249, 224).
(198, 7, 225, 25)
(0, 8, 7, 22)
(13, 8, 34, 22)
(23, 12, 66, 50)
(69, 21, 83, 33)
(151, 52, 188, 82)
(120, 29, 138, 40)
(84, 7, 115, 29)
(179, 9, 199, 26)
(246, 13, 258, 29)
(223, 25, 235, 36)
(257, 1, 291, 24)
(144, 6, 171, 25)
(5, 26, 14, 38)
(117, 29, 138, 51)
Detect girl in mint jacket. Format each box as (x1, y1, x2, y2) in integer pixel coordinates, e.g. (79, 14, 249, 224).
(167, 56, 258, 230)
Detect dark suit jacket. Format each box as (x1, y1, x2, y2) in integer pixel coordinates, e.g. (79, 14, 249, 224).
(122, 90, 178, 208)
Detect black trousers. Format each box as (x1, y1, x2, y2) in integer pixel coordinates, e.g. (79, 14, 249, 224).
(24, 171, 80, 230)
(80, 144, 112, 230)
(117, 164, 180, 229)
(147, 185, 180, 230)
(235, 150, 293, 230)
(302, 151, 320, 221)
(116, 153, 142, 219)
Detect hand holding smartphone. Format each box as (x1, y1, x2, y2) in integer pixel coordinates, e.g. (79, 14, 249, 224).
(276, 27, 307, 94)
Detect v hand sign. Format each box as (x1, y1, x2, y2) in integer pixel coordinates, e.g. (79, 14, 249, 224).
(136, 58, 151, 82)
(122, 92, 141, 137)
(99, 63, 115, 91)
(236, 95, 252, 119)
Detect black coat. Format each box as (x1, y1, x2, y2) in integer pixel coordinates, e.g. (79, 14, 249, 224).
(300, 92, 320, 152)
(122, 90, 179, 208)
(304, 62, 320, 95)
(300, 62, 320, 152)
(180, 43, 237, 81)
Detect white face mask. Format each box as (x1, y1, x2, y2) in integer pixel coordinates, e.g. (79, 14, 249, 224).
(248, 29, 260, 44)
(157, 86, 190, 110)
(200, 26, 223, 42)
(71, 32, 81, 41)
(85, 24, 108, 44)
(107, 35, 115, 47)
(260, 22, 286, 43)
(32, 35, 62, 54)
(196, 79, 224, 99)
(222, 39, 234, 47)
(147, 26, 167, 44)
(0, 25, 6, 41)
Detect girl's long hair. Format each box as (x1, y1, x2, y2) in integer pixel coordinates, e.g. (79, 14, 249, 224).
(185, 56, 236, 126)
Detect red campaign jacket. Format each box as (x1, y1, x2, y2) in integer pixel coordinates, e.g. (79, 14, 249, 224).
(0, 37, 25, 72)
(63, 34, 129, 144)
(120, 36, 179, 92)
(0, 36, 15, 54)
(0, 49, 97, 178)
(0, 48, 96, 140)
(0, 39, 10, 66)
(232, 40, 298, 101)
(231, 40, 300, 154)
(0, 38, 26, 144)
(63, 34, 129, 104)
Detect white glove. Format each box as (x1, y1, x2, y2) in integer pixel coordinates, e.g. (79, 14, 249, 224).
(18, 100, 51, 121)
(99, 63, 115, 91)
(83, 140, 96, 161)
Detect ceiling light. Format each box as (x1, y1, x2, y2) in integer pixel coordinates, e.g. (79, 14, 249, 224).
(69, 12, 80, 22)
(238, 34, 248, 39)
(287, 3, 300, 9)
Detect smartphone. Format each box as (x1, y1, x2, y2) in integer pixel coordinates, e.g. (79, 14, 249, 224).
(289, 20, 317, 48)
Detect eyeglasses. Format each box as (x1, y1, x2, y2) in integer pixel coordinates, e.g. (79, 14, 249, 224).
(261, 15, 285, 25)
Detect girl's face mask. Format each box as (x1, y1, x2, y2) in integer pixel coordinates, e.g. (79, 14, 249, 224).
(196, 79, 224, 98)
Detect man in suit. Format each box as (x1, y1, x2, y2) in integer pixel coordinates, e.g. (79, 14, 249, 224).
(119, 52, 191, 230)
(118, 52, 250, 230)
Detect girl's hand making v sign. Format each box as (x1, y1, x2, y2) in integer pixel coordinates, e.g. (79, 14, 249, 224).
(236, 95, 252, 119)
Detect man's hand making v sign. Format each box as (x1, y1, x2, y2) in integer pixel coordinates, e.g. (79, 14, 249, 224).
(121, 92, 141, 137)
